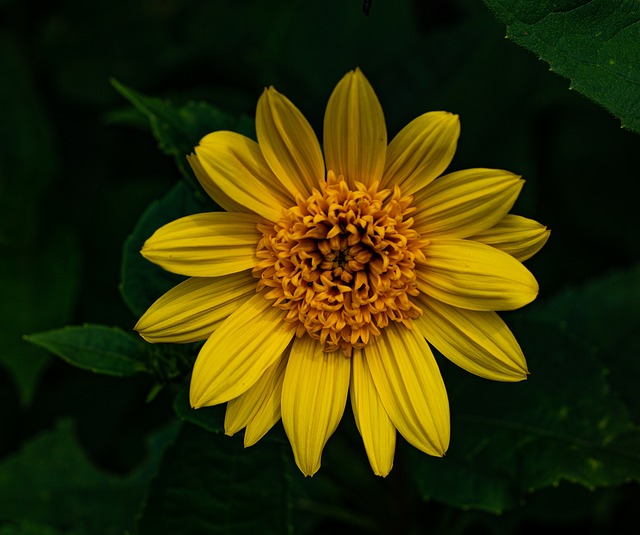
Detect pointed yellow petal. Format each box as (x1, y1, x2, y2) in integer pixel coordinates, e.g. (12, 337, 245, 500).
(382, 112, 460, 194)
(415, 294, 528, 381)
(413, 169, 524, 239)
(470, 214, 550, 262)
(256, 87, 325, 198)
(350, 349, 396, 476)
(323, 69, 387, 187)
(195, 131, 292, 222)
(187, 153, 249, 214)
(417, 239, 538, 311)
(244, 352, 288, 447)
(281, 336, 351, 477)
(224, 352, 288, 446)
(190, 292, 294, 407)
(135, 273, 257, 344)
(141, 212, 261, 277)
(365, 323, 449, 456)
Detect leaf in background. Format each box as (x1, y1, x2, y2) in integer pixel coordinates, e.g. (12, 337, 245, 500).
(483, 0, 640, 133)
(411, 264, 640, 512)
(111, 79, 255, 190)
(120, 181, 210, 317)
(138, 422, 293, 535)
(0, 419, 175, 534)
(0, 230, 79, 405)
(26, 324, 149, 377)
(528, 264, 640, 424)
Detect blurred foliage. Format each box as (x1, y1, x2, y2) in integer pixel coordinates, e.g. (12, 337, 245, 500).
(0, 420, 176, 534)
(2, 0, 639, 534)
(0, 31, 79, 405)
(138, 423, 292, 535)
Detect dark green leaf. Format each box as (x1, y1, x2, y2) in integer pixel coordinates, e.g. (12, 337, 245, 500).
(26, 324, 149, 377)
(0, 420, 174, 534)
(412, 317, 640, 513)
(120, 180, 210, 317)
(483, 0, 640, 132)
(111, 79, 255, 189)
(138, 422, 293, 535)
(528, 264, 640, 424)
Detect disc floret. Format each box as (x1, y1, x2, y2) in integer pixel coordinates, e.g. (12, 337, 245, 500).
(254, 171, 427, 354)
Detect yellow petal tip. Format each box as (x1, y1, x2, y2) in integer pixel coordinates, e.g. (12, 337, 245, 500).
(299, 464, 320, 478)
(189, 385, 206, 409)
(372, 465, 393, 478)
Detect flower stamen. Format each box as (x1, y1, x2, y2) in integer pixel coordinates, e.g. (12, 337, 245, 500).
(254, 171, 426, 355)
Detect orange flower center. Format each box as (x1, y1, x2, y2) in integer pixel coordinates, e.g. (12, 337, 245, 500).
(253, 172, 427, 355)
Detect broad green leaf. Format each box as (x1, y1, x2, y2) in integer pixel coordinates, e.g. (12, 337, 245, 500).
(120, 180, 210, 317)
(0, 419, 175, 534)
(26, 324, 149, 377)
(412, 303, 640, 512)
(528, 264, 640, 424)
(138, 422, 293, 535)
(0, 230, 79, 405)
(111, 79, 255, 190)
(25, 323, 197, 385)
(483, 0, 640, 133)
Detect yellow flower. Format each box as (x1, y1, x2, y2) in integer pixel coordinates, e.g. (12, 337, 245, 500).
(135, 69, 549, 477)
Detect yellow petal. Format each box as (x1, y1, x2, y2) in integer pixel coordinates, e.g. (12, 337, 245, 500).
(141, 212, 261, 277)
(323, 69, 387, 187)
(187, 153, 249, 214)
(414, 294, 528, 381)
(195, 131, 292, 222)
(470, 214, 550, 262)
(417, 239, 539, 311)
(412, 169, 524, 239)
(365, 323, 449, 456)
(135, 273, 257, 344)
(256, 87, 325, 198)
(190, 292, 293, 407)
(382, 112, 460, 194)
(244, 351, 288, 447)
(281, 336, 351, 477)
(350, 349, 396, 477)
(224, 351, 288, 446)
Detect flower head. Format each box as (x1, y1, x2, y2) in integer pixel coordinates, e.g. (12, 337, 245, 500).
(136, 69, 549, 477)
